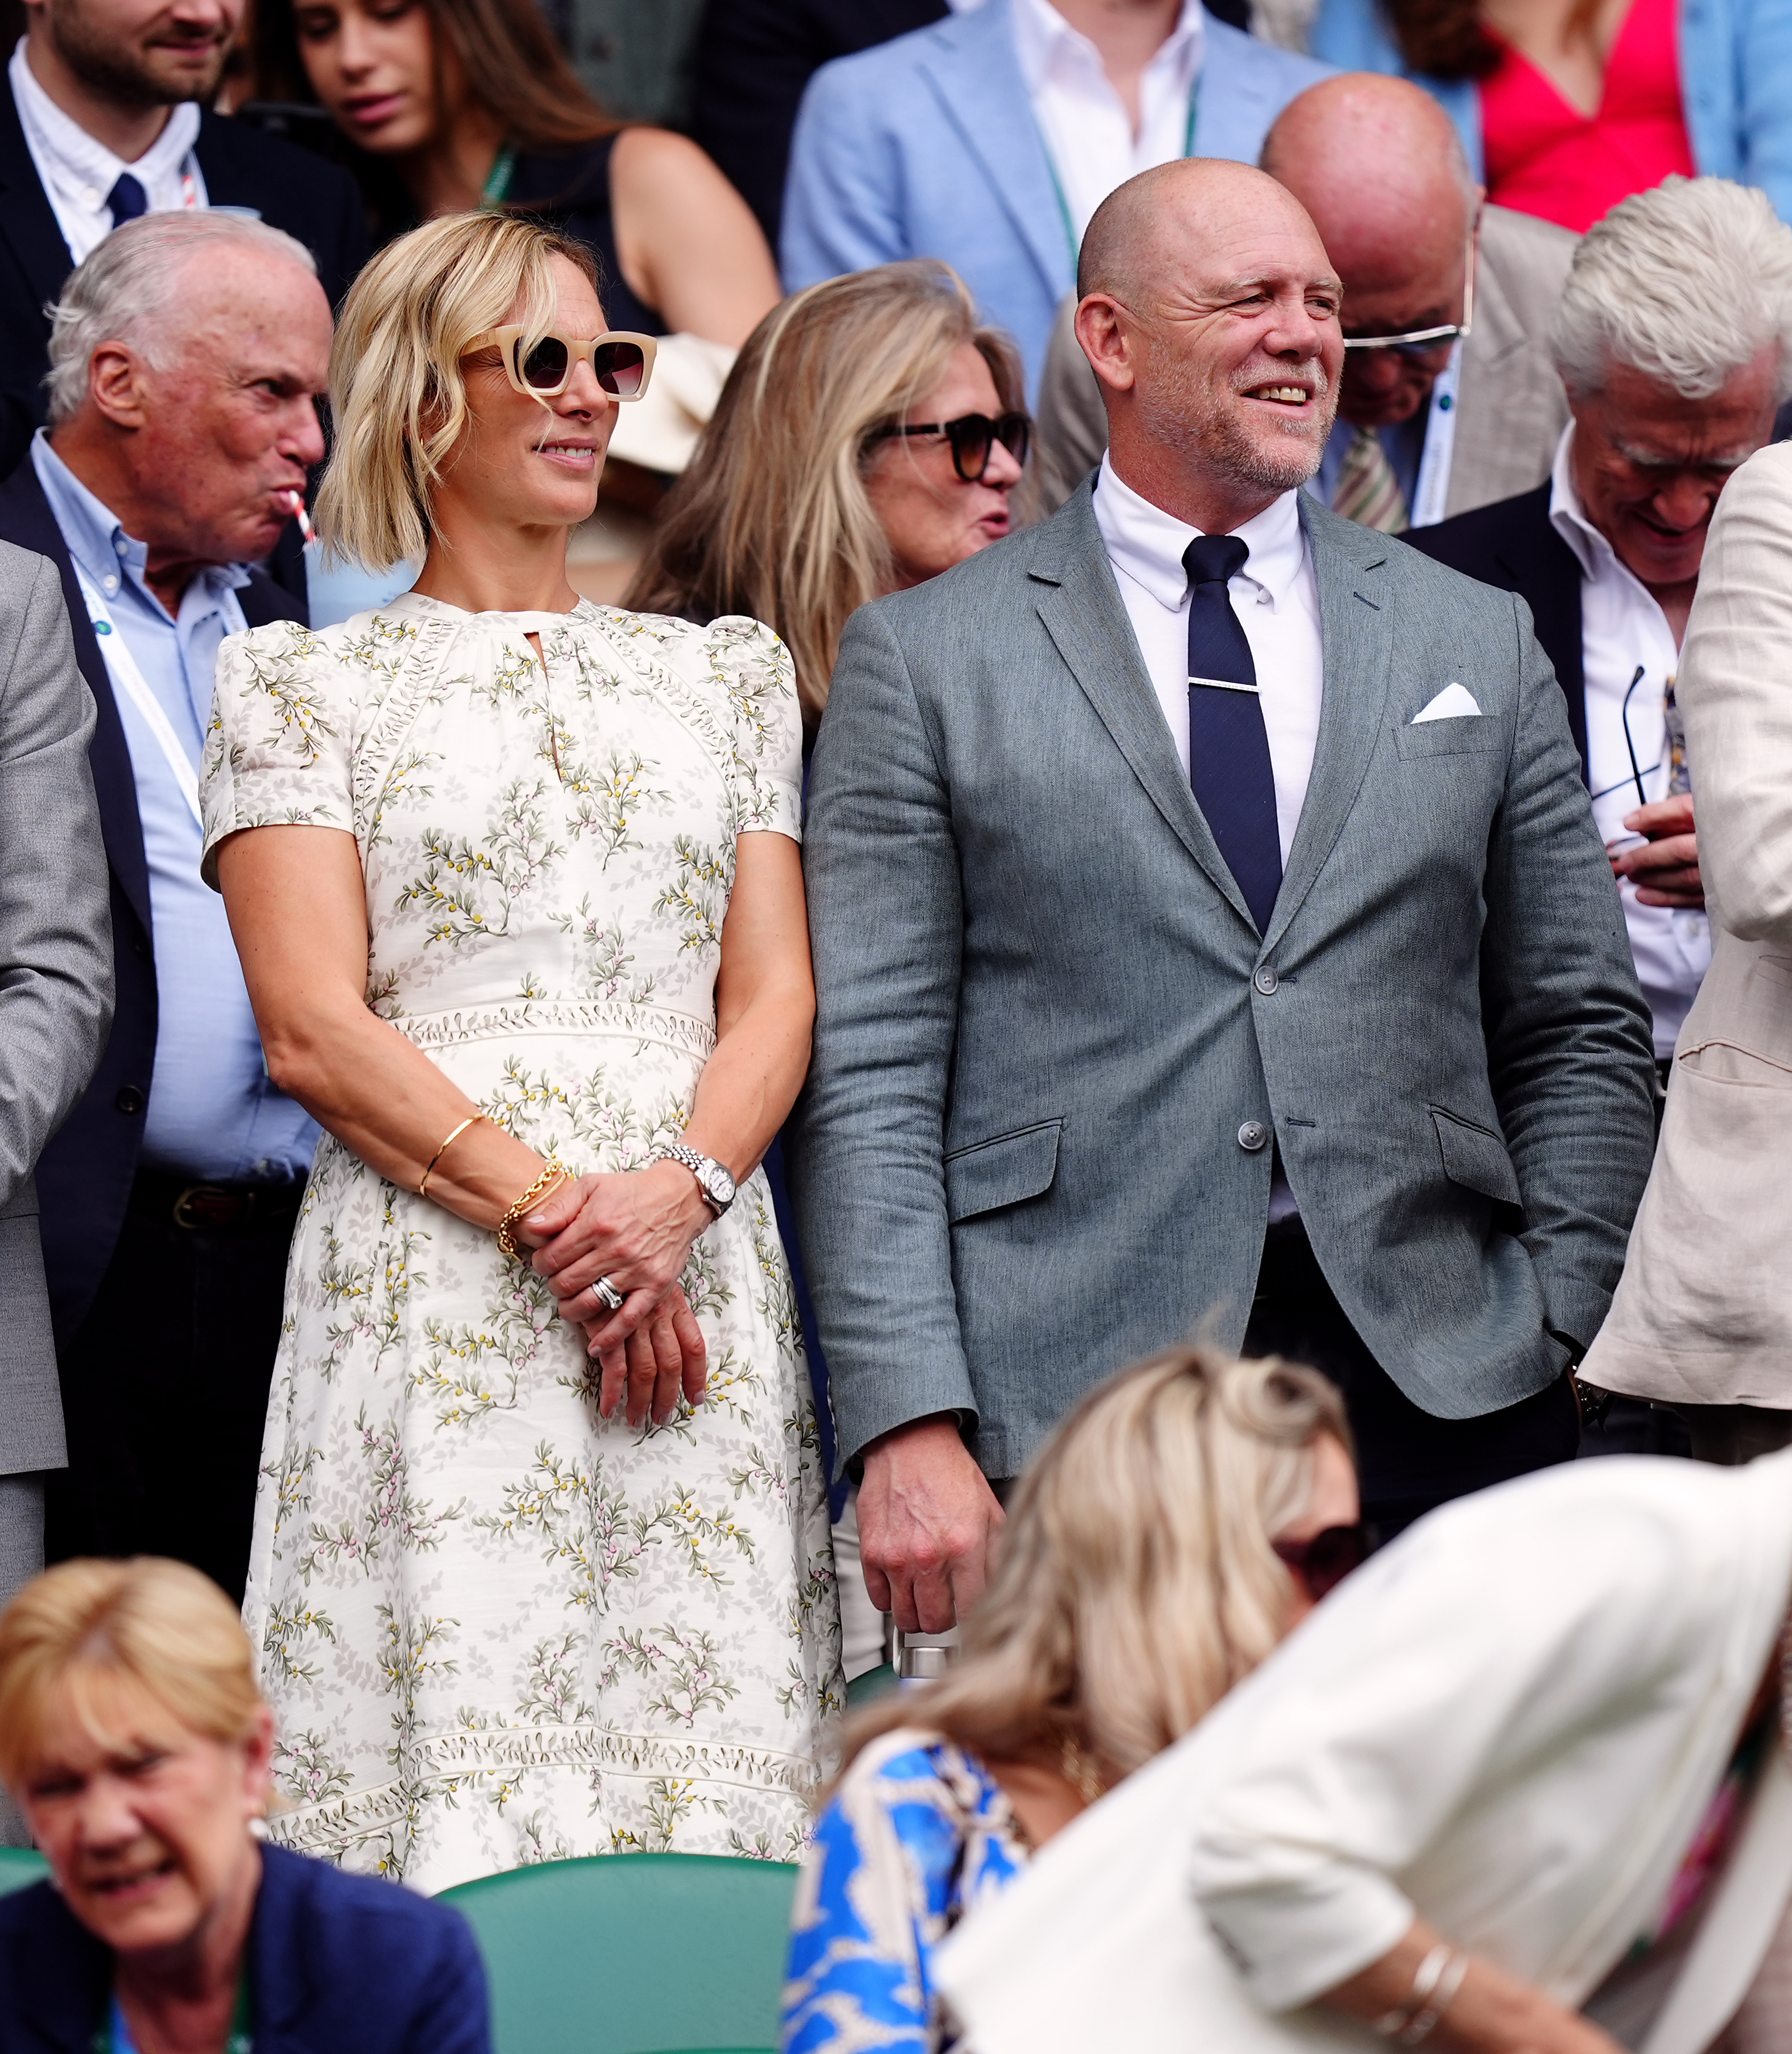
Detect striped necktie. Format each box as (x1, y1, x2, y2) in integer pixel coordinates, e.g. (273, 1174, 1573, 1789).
(1332, 425, 1409, 534)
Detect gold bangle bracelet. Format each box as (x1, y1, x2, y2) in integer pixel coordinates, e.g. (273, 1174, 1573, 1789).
(418, 1113, 490, 1200)
(496, 1160, 569, 1260)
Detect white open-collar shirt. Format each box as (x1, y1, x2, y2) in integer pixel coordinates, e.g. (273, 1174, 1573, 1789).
(1092, 452, 1325, 868)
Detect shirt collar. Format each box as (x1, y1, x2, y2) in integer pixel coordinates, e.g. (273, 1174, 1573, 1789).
(1547, 422, 1612, 584)
(1093, 451, 1307, 612)
(9, 38, 199, 208)
(30, 429, 250, 617)
(1010, 0, 1204, 98)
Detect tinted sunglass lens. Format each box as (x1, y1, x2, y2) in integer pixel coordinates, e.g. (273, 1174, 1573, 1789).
(997, 413, 1031, 465)
(948, 417, 994, 482)
(519, 336, 570, 390)
(1305, 1526, 1368, 1597)
(593, 341, 646, 398)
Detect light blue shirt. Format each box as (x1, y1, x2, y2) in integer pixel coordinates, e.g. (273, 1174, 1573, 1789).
(32, 432, 318, 1184)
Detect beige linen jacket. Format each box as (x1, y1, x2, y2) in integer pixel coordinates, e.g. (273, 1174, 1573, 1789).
(1583, 442, 1792, 1406)
(1029, 203, 1578, 522)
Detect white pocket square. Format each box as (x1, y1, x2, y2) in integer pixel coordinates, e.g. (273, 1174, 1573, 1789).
(1412, 683, 1483, 723)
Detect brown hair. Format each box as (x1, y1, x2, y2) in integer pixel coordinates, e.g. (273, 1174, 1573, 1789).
(0, 1559, 264, 1793)
(1381, 0, 1501, 80)
(840, 1347, 1352, 1792)
(627, 260, 1025, 728)
(249, 0, 618, 155)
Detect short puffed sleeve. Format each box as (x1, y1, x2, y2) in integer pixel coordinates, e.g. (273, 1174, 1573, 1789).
(200, 619, 357, 888)
(707, 615, 804, 841)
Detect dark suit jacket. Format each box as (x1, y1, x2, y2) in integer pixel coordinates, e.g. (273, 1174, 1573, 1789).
(0, 457, 305, 1344)
(690, 0, 949, 245)
(0, 1844, 491, 2054)
(0, 84, 368, 482)
(1406, 482, 1590, 781)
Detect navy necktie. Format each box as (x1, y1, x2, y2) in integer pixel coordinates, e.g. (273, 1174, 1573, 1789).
(106, 173, 148, 227)
(1183, 533, 1283, 935)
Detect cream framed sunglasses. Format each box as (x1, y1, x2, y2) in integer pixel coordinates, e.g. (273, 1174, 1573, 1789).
(471, 326, 658, 401)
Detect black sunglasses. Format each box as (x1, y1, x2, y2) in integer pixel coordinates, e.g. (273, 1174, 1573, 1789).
(1272, 1522, 1369, 1601)
(868, 410, 1031, 482)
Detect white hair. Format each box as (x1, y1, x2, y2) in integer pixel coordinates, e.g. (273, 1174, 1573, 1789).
(44, 211, 318, 427)
(1549, 176, 1792, 405)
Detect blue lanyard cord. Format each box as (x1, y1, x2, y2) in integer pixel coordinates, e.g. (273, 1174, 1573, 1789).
(1038, 83, 1199, 269)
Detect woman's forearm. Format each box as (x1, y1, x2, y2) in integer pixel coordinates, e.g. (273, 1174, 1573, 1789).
(681, 977, 813, 1183)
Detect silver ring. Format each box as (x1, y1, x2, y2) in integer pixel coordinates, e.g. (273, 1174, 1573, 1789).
(593, 1276, 624, 1313)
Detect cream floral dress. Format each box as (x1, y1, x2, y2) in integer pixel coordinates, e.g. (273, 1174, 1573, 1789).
(200, 591, 842, 1892)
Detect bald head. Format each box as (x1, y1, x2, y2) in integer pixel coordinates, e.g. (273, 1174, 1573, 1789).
(1078, 158, 1324, 312)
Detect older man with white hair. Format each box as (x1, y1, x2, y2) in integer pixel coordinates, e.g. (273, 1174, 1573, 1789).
(0, 208, 331, 1598)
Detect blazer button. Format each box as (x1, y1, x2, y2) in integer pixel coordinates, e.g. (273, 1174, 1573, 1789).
(115, 1086, 146, 1115)
(1237, 1121, 1269, 1152)
(1253, 967, 1279, 995)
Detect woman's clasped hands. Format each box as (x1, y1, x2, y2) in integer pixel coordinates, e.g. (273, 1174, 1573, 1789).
(516, 1160, 712, 1427)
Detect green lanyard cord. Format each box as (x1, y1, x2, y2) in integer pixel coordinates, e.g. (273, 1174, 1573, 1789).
(1038, 83, 1199, 269)
(103, 1970, 252, 2054)
(480, 143, 518, 209)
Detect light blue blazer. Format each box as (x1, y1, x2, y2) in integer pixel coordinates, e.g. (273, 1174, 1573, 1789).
(1311, 0, 1792, 224)
(781, 0, 1332, 395)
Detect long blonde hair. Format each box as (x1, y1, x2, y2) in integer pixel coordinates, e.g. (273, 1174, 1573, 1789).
(316, 210, 598, 572)
(0, 1558, 264, 1793)
(627, 260, 1024, 726)
(843, 1347, 1351, 1788)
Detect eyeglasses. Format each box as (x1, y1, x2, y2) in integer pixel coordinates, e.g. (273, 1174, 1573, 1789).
(1272, 1522, 1369, 1601)
(867, 410, 1031, 482)
(1340, 224, 1478, 363)
(469, 326, 658, 401)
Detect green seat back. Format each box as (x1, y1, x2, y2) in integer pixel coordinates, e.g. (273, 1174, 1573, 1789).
(0, 1848, 48, 1896)
(438, 1851, 799, 2054)
(845, 1663, 898, 1711)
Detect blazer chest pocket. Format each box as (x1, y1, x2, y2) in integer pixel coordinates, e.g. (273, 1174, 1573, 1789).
(1430, 1106, 1523, 1209)
(945, 1118, 1062, 1224)
(1394, 717, 1507, 760)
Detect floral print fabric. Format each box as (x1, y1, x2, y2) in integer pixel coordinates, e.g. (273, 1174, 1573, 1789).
(782, 1728, 1031, 2053)
(201, 592, 842, 1891)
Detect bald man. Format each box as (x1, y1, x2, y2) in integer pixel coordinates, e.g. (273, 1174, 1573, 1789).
(792, 157, 1656, 1628)
(1032, 74, 1577, 526)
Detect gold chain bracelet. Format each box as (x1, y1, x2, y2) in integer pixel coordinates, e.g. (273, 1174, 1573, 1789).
(495, 1160, 569, 1259)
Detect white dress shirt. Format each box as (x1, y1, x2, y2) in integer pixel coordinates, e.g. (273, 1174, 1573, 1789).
(1548, 426, 1711, 1059)
(9, 38, 204, 266)
(1092, 452, 1325, 866)
(1009, 0, 1206, 247)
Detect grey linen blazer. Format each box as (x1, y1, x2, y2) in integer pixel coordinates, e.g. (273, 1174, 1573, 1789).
(1030, 204, 1579, 523)
(0, 542, 112, 1474)
(791, 485, 1657, 1480)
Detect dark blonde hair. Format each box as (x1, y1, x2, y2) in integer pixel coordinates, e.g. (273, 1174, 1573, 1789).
(628, 260, 1025, 727)
(0, 1559, 264, 1793)
(843, 1347, 1352, 1789)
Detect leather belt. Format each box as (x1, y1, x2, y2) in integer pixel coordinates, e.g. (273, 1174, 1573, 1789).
(130, 1168, 305, 1233)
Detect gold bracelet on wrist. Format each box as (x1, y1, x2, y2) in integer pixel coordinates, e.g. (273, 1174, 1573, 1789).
(496, 1160, 569, 1260)
(418, 1113, 490, 1200)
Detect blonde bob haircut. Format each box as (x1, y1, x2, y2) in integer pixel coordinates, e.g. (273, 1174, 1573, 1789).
(628, 260, 1025, 728)
(317, 210, 600, 573)
(842, 1346, 1352, 1789)
(0, 1557, 264, 1793)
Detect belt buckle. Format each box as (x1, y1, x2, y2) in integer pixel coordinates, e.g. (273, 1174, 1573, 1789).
(172, 1185, 232, 1231)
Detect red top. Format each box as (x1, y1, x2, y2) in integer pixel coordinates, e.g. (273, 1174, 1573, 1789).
(1479, 0, 1697, 233)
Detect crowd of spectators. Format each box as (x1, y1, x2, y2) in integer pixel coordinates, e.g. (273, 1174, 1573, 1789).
(1, 0, 1791, 2047)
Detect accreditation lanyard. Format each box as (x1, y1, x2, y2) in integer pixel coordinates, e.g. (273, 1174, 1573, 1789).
(1040, 86, 1199, 269)
(104, 1972, 252, 2054)
(74, 567, 243, 833)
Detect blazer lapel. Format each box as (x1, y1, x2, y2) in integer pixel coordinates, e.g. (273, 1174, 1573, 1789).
(916, 0, 1072, 303)
(1029, 489, 1255, 927)
(0, 82, 76, 326)
(1266, 497, 1394, 950)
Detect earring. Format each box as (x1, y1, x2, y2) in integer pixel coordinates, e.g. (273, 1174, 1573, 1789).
(248, 1815, 270, 1842)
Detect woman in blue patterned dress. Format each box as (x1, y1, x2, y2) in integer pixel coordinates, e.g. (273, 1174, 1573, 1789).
(780, 1347, 1362, 2053)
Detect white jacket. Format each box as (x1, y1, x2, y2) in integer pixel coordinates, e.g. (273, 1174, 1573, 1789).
(938, 1452, 1792, 2054)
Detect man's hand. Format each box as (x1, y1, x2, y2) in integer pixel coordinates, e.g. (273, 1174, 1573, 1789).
(1612, 793, 1702, 907)
(857, 1414, 1005, 1635)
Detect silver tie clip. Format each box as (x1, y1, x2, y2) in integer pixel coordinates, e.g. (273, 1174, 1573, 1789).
(1187, 676, 1260, 693)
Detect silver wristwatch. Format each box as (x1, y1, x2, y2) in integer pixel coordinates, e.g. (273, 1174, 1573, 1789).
(650, 1142, 737, 1219)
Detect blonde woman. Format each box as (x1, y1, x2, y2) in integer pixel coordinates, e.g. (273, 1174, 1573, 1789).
(0, 1558, 489, 2052)
(628, 259, 1028, 730)
(779, 1347, 1362, 2054)
(200, 210, 840, 1891)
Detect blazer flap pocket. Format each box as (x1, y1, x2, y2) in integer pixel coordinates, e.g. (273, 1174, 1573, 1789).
(945, 1119, 1062, 1224)
(1430, 1107, 1522, 1207)
(1395, 717, 1507, 759)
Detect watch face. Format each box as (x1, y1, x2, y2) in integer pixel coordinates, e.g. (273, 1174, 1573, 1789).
(708, 1164, 737, 1206)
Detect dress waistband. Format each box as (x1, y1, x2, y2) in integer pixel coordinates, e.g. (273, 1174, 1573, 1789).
(382, 999, 717, 1060)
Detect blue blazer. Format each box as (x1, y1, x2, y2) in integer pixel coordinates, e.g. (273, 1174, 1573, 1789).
(780, 0, 1332, 393)
(0, 1845, 491, 2054)
(1311, 0, 1792, 224)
